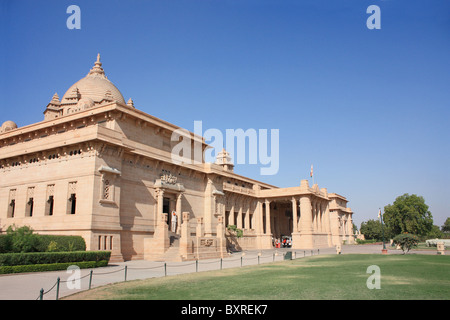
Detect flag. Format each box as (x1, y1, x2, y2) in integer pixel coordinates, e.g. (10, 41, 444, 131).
(310, 165, 313, 177)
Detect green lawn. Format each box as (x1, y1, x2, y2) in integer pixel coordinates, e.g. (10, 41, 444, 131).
(65, 254, 450, 300)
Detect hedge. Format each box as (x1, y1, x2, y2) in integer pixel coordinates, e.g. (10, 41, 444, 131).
(0, 260, 109, 274)
(0, 234, 86, 253)
(0, 251, 111, 267)
(34, 235, 86, 252)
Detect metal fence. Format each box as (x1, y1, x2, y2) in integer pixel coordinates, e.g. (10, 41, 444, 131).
(37, 249, 320, 300)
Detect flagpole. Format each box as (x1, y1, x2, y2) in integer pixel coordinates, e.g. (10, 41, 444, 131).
(379, 208, 387, 254)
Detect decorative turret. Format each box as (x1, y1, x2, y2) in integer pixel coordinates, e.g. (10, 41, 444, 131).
(0, 120, 18, 134)
(215, 148, 234, 172)
(127, 98, 135, 108)
(44, 93, 62, 121)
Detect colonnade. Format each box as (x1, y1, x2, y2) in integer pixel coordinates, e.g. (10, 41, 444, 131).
(223, 191, 353, 249)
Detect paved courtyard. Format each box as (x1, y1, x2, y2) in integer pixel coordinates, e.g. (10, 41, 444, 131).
(0, 245, 444, 300)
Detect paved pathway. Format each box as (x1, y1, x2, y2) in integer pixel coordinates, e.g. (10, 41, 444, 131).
(0, 245, 444, 300)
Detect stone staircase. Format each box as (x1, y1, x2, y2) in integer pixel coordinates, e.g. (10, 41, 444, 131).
(153, 232, 183, 262)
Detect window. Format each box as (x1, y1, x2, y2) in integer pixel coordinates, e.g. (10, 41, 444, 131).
(9, 199, 16, 218)
(27, 198, 34, 217)
(67, 182, 77, 214)
(8, 189, 16, 218)
(26, 187, 35, 217)
(98, 235, 113, 250)
(46, 184, 55, 216)
(69, 193, 76, 214)
(47, 196, 54, 216)
(103, 179, 110, 200)
(98, 167, 121, 204)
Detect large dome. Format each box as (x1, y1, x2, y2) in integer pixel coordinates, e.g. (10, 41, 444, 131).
(61, 54, 125, 105)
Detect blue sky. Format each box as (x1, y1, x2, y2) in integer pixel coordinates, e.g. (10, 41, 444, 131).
(1, 0, 449, 227)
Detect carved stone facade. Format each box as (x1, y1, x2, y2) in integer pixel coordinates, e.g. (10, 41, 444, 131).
(0, 55, 354, 262)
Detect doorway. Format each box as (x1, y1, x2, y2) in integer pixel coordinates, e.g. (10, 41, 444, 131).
(163, 197, 171, 226)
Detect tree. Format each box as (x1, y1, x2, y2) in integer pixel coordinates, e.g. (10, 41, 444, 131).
(383, 194, 433, 238)
(393, 233, 419, 254)
(442, 218, 450, 233)
(360, 219, 383, 240)
(6, 225, 39, 253)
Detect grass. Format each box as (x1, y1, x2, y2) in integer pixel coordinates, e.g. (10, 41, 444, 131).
(64, 254, 450, 300)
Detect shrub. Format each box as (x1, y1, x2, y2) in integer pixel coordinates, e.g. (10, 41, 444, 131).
(0, 235, 12, 253)
(0, 225, 86, 253)
(0, 260, 109, 274)
(227, 225, 243, 238)
(46, 241, 59, 252)
(0, 251, 111, 266)
(36, 235, 86, 252)
(393, 233, 419, 254)
(6, 225, 39, 253)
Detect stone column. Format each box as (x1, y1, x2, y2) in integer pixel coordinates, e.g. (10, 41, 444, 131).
(319, 202, 324, 233)
(244, 204, 250, 231)
(237, 205, 243, 229)
(156, 188, 164, 226)
(256, 200, 263, 234)
(296, 195, 314, 249)
(179, 212, 191, 258)
(292, 197, 298, 233)
(216, 215, 227, 258)
(265, 199, 271, 235)
(229, 203, 235, 227)
(204, 178, 214, 237)
(196, 217, 204, 238)
(324, 203, 333, 246)
(329, 211, 341, 246)
(347, 214, 355, 244)
(175, 193, 183, 235)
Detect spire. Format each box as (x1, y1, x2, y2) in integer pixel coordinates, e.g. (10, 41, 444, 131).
(127, 98, 135, 108)
(88, 53, 107, 78)
(51, 92, 60, 102)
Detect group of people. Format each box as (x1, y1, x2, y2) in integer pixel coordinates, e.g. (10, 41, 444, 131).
(273, 236, 292, 248)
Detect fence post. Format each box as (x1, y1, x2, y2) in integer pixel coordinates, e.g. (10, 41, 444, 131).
(164, 263, 167, 277)
(39, 288, 44, 300)
(89, 270, 93, 290)
(241, 256, 243, 267)
(196, 260, 198, 273)
(56, 277, 60, 301)
(220, 258, 222, 270)
(258, 255, 260, 265)
(124, 265, 128, 282)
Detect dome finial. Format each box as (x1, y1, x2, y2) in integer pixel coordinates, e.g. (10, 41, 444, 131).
(88, 53, 106, 78)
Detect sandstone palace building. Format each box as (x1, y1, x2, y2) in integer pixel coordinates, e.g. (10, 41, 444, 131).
(0, 55, 354, 262)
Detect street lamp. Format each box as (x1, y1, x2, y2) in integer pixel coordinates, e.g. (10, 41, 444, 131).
(378, 208, 388, 254)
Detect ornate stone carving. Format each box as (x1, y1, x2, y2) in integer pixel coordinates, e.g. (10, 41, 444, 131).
(161, 169, 177, 184)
